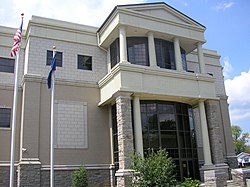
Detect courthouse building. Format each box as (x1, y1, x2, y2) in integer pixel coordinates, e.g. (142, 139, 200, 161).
(0, 2, 238, 187)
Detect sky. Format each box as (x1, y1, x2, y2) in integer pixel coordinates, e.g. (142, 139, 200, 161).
(1, 0, 249, 136)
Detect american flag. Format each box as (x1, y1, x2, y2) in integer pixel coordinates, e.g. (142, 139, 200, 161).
(10, 18, 23, 57)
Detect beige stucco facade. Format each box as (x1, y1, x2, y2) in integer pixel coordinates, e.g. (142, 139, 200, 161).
(0, 2, 237, 187)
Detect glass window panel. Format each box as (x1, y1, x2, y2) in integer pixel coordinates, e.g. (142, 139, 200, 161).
(0, 108, 11, 128)
(181, 48, 187, 71)
(183, 116, 190, 131)
(176, 103, 182, 114)
(182, 104, 188, 115)
(159, 114, 176, 130)
(177, 115, 183, 131)
(0, 57, 15, 73)
(147, 103, 156, 113)
(110, 39, 120, 68)
(140, 104, 147, 113)
(78, 55, 92, 70)
(148, 114, 158, 130)
(148, 131, 159, 148)
(143, 133, 149, 149)
(140, 101, 199, 181)
(179, 132, 185, 148)
(155, 39, 176, 70)
(161, 131, 177, 148)
(185, 132, 192, 148)
(46, 50, 63, 67)
(141, 113, 148, 133)
(127, 37, 149, 66)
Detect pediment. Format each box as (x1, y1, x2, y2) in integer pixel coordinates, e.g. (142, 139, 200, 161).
(119, 3, 205, 29)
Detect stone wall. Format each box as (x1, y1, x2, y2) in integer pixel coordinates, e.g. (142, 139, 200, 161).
(205, 100, 225, 165)
(41, 168, 110, 187)
(0, 166, 17, 187)
(2, 164, 111, 187)
(115, 95, 134, 187)
(18, 163, 41, 187)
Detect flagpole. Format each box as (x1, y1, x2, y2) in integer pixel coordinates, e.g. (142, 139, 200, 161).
(9, 13, 24, 187)
(50, 46, 56, 187)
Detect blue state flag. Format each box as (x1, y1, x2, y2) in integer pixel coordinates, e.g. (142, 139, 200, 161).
(47, 53, 57, 89)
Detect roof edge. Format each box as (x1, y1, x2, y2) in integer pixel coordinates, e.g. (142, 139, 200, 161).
(97, 2, 206, 33)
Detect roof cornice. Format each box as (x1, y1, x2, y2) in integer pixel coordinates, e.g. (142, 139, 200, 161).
(97, 2, 205, 33)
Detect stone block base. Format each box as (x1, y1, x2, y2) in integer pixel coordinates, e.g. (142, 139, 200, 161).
(230, 168, 250, 187)
(226, 155, 238, 169)
(40, 168, 110, 187)
(201, 165, 229, 187)
(0, 165, 17, 186)
(18, 162, 41, 187)
(11, 162, 111, 187)
(115, 169, 134, 187)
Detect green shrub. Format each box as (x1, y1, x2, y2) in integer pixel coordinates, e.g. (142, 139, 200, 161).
(72, 166, 88, 187)
(131, 149, 176, 187)
(181, 178, 200, 187)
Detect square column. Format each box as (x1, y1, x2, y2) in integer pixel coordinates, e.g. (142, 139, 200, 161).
(147, 32, 158, 68)
(133, 96, 144, 157)
(197, 42, 206, 74)
(173, 37, 183, 71)
(119, 26, 128, 63)
(115, 94, 134, 187)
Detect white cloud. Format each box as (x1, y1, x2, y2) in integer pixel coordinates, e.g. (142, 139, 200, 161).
(213, 2, 234, 11)
(1, 0, 146, 28)
(222, 56, 233, 78)
(225, 70, 250, 125)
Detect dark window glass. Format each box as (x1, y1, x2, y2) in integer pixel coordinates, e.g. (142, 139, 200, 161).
(110, 39, 120, 68)
(111, 105, 119, 169)
(46, 50, 62, 67)
(0, 57, 15, 73)
(181, 48, 187, 71)
(78, 55, 92, 70)
(155, 39, 176, 70)
(0, 108, 11, 128)
(127, 37, 149, 66)
(161, 131, 178, 148)
(140, 101, 199, 181)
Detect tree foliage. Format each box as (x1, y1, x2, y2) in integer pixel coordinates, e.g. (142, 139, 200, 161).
(231, 125, 250, 154)
(72, 166, 88, 187)
(130, 149, 176, 187)
(181, 178, 200, 187)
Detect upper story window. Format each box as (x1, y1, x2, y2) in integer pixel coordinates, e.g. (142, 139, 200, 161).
(181, 48, 187, 71)
(155, 39, 176, 70)
(109, 37, 187, 71)
(46, 50, 63, 67)
(110, 39, 120, 68)
(0, 108, 11, 128)
(127, 37, 149, 66)
(0, 57, 15, 73)
(78, 55, 92, 71)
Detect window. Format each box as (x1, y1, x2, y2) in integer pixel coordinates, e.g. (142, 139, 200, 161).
(110, 39, 120, 68)
(46, 50, 63, 67)
(111, 105, 119, 168)
(78, 55, 92, 70)
(181, 48, 187, 71)
(140, 101, 199, 181)
(110, 37, 149, 68)
(0, 57, 15, 73)
(127, 37, 149, 66)
(0, 108, 11, 128)
(155, 39, 176, 70)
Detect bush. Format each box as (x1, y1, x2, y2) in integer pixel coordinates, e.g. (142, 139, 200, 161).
(72, 166, 88, 187)
(131, 149, 176, 187)
(181, 178, 200, 187)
